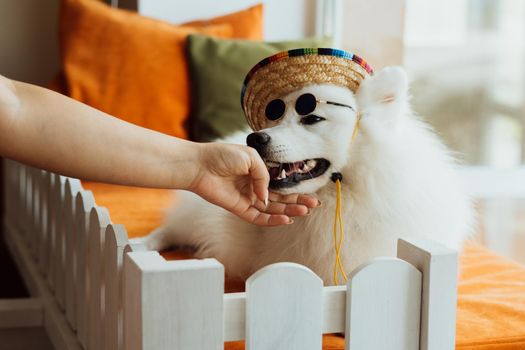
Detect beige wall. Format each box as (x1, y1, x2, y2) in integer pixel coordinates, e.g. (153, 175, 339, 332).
(0, 0, 60, 86)
(341, 0, 405, 69)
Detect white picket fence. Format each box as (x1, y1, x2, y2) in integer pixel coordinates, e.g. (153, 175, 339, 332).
(2, 160, 458, 350)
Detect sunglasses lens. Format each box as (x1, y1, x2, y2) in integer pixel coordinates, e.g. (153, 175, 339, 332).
(265, 99, 286, 121)
(295, 93, 317, 115)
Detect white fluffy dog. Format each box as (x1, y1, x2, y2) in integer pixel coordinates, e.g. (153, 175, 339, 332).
(145, 66, 473, 285)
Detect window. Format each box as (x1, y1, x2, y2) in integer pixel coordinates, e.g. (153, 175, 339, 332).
(405, 0, 525, 168)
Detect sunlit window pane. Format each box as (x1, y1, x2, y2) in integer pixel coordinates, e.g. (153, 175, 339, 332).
(404, 0, 525, 167)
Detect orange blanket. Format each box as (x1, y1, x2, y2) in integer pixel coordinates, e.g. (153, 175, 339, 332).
(83, 182, 525, 349)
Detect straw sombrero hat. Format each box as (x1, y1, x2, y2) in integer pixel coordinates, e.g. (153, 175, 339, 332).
(241, 48, 374, 131)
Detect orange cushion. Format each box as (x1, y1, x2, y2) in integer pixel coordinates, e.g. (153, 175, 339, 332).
(60, 0, 233, 138)
(183, 4, 263, 41)
(82, 182, 525, 349)
(82, 181, 173, 237)
(456, 243, 525, 349)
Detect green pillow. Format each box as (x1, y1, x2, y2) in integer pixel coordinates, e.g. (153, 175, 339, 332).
(187, 34, 333, 141)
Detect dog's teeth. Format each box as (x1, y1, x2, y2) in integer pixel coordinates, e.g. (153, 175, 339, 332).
(280, 169, 286, 179)
(307, 160, 316, 168)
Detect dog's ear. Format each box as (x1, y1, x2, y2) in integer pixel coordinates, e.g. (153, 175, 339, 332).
(356, 66, 408, 113)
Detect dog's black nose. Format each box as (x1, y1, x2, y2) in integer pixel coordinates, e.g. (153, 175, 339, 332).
(246, 132, 271, 152)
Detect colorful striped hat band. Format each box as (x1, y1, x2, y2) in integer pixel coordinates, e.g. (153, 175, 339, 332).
(241, 48, 374, 131)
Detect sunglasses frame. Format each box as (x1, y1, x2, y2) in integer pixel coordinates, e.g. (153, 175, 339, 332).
(264, 93, 355, 121)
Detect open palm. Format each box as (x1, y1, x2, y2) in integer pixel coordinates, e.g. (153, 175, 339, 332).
(190, 143, 319, 226)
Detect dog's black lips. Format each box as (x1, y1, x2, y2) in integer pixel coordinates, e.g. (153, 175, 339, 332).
(267, 158, 331, 189)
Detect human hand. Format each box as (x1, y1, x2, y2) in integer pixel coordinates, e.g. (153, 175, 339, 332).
(188, 142, 320, 226)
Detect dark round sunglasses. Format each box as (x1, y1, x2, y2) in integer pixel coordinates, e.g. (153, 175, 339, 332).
(264, 93, 354, 121)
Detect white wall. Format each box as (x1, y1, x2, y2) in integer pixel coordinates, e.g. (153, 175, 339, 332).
(340, 0, 405, 69)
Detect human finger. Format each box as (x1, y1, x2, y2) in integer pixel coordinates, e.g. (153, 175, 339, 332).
(247, 148, 270, 204)
(253, 200, 309, 217)
(268, 192, 320, 208)
(240, 205, 293, 226)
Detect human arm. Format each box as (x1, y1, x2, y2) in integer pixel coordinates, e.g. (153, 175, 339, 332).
(0, 75, 318, 225)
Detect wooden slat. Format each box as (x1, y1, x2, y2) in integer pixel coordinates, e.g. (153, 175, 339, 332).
(123, 253, 224, 350)
(345, 258, 422, 350)
(17, 163, 27, 233)
(53, 175, 68, 306)
(123, 242, 148, 254)
(38, 171, 51, 274)
(46, 174, 61, 292)
(28, 167, 40, 258)
(322, 286, 346, 333)
(37, 170, 47, 262)
(122, 240, 149, 257)
(64, 178, 82, 327)
(224, 293, 246, 341)
(86, 206, 111, 350)
(105, 224, 129, 350)
(4, 220, 82, 350)
(75, 190, 95, 349)
(223, 285, 346, 342)
(246, 263, 323, 350)
(33, 168, 44, 259)
(23, 166, 33, 245)
(397, 238, 458, 350)
(0, 298, 43, 328)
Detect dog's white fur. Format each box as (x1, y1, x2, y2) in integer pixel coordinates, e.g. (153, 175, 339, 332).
(145, 67, 473, 285)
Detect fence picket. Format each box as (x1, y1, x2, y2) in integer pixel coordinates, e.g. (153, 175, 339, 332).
(23, 166, 33, 245)
(397, 238, 458, 350)
(17, 163, 27, 233)
(38, 171, 51, 273)
(72, 190, 95, 348)
(53, 176, 66, 310)
(105, 224, 129, 350)
(246, 263, 323, 350)
(29, 167, 40, 258)
(47, 174, 61, 292)
(345, 258, 422, 350)
(35, 169, 47, 272)
(86, 206, 111, 350)
(123, 242, 147, 254)
(322, 286, 346, 333)
(224, 293, 246, 342)
(123, 253, 224, 350)
(64, 179, 83, 327)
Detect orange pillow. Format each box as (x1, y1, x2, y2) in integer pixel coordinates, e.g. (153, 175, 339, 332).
(60, 0, 233, 138)
(184, 4, 264, 41)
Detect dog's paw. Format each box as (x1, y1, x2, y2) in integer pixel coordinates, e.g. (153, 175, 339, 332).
(357, 66, 408, 111)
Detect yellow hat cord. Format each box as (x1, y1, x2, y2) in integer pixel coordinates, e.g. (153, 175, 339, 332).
(331, 112, 361, 285)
